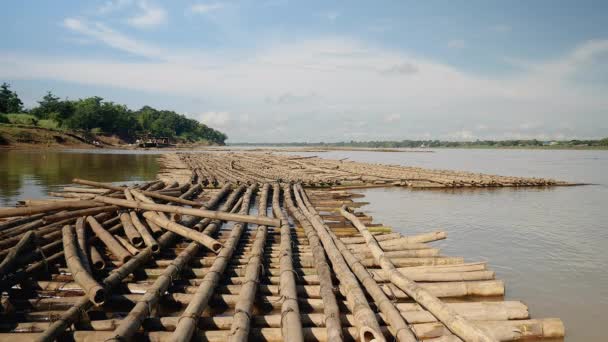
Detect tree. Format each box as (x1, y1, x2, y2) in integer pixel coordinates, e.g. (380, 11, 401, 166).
(0, 83, 24, 113)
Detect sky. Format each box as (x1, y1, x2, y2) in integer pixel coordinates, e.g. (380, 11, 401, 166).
(1, 0, 607, 142)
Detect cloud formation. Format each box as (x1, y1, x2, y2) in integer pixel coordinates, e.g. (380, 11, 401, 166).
(2, 9, 608, 142)
(127, 1, 167, 29)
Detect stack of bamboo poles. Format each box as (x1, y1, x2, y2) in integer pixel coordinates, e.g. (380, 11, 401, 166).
(160, 152, 573, 189)
(0, 174, 565, 341)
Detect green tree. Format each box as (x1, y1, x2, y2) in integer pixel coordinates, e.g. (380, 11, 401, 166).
(0, 83, 24, 113)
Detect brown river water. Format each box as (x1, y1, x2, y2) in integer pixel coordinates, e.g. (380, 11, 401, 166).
(1, 148, 606, 341)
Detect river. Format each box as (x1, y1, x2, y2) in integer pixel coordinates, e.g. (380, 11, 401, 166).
(1, 148, 606, 341)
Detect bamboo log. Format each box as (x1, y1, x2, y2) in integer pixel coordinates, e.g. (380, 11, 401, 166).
(0, 201, 100, 219)
(129, 212, 159, 253)
(62, 186, 108, 194)
(35, 229, 178, 342)
(89, 245, 106, 270)
(115, 235, 139, 255)
(228, 184, 270, 341)
(142, 211, 222, 253)
(293, 184, 385, 342)
(340, 205, 496, 342)
(86, 216, 132, 264)
(136, 190, 201, 206)
(62, 225, 105, 306)
(75, 217, 92, 273)
(107, 184, 239, 341)
(272, 183, 304, 342)
(41, 205, 118, 224)
(171, 184, 256, 342)
(0, 230, 35, 277)
(119, 213, 143, 247)
(283, 184, 343, 342)
(72, 178, 125, 192)
(93, 195, 281, 227)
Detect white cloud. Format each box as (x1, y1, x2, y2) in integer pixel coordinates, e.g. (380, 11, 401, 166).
(3, 24, 608, 141)
(63, 18, 164, 58)
(127, 1, 167, 29)
(447, 39, 466, 49)
(190, 3, 224, 14)
(199, 111, 231, 127)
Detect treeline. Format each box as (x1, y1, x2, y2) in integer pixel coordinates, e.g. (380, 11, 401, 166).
(0, 83, 227, 144)
(233, 138, 608, 148)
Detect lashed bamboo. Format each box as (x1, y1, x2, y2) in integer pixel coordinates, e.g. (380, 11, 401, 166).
(62, 225, 105, 306)
(171, 184, 256, 342)
(318, 216, 417, 341)
(271, 183, 304, 342)
(36, 184, 202, 342)
(282, 183, 343, 342)
(75, 217, 92, 273)
(0, 230, 35, 277)
(340, 205, 496, 342)
(0, 201, 100, 219)
(293, 184, 385, 342)
(86, 216, 132, 264)
(107, 185, 236, 341)
(93, 195, 281, 227)
(119, 212, 143, 247)
(229, 183, 270, 341)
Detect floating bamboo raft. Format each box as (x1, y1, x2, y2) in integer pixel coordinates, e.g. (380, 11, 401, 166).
(159, 152, 575, 189)
(0, 152, 567, 341)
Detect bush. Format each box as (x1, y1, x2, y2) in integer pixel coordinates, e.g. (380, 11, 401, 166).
(6, 113, 38, 126)
(38, 119, 60, 129)
(0, 114, 8, 124)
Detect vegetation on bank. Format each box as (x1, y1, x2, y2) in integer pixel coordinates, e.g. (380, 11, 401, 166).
(0, 82, 227, 145)
(233, 138, 608, 149)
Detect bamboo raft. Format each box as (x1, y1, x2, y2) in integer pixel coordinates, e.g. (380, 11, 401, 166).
(0, 152, 568, 341)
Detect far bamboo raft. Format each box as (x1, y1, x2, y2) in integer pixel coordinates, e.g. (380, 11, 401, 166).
(0, 152, 567, 342)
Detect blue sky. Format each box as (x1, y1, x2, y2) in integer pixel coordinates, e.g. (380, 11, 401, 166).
(1, 0, 607, 142)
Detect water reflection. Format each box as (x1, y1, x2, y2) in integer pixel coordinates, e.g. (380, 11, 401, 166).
(0, 150, 158, 206)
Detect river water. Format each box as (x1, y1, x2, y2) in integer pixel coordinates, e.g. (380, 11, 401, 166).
(1, 148, 606, 341)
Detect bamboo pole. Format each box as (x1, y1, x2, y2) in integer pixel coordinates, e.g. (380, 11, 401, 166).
(229, 183, 270, 341)
(340, 205, 497, 342)
(142, 211, 223, 253)
(0, 201, 100, 219)
(89, 245, 106, 270)
(75, 217, 92, 273)
(62, 225, 105, 306)
(119, 212, 143, 247)
(106, 184, 239, 341)
(320, 216, 417, 341)
(293, 184, 385, 342)
(86, 216, 132, 264)
(0, 230, 35, 277)
(171, 184, 256, 342)
(41, 205, 119, 224)
(272, 183, 304, 342)
(282, 183, 343, 342)
(72, 178, 125, 192)
(93, 195, 281, 227)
